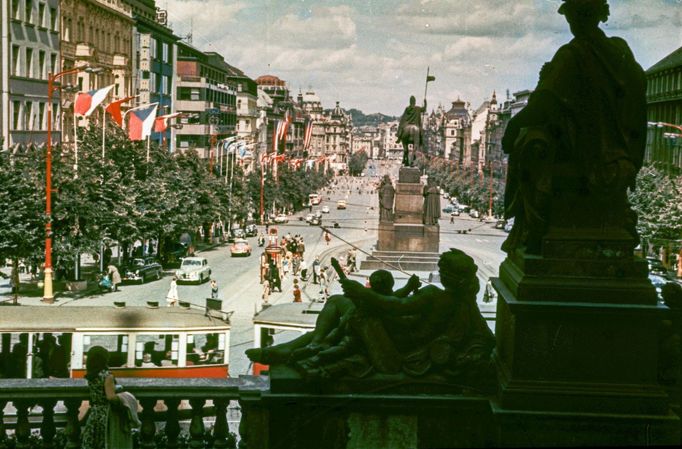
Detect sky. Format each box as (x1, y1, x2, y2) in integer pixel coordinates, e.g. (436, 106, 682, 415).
(162, 0, 682, 116)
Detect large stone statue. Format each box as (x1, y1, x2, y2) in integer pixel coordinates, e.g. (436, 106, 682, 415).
(397, 96, 426, 167)
(423, 180, 440, 225)
(501, 0, 647, 254)
(378, 175, 395, 222)
(246, 250, 496, 392)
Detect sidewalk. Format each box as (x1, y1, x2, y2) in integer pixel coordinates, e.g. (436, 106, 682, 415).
(0, 240, 226, 306)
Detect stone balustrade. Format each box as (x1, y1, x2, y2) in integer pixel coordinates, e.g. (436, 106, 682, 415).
(0, 376, 268, 448)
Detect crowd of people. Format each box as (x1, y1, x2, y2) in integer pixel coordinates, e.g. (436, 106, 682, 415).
(0, 333, 70, 379)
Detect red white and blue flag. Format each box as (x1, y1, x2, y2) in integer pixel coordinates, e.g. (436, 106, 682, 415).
(303, 119, 313, 150)
(273, 120, 285, 152)
(127, 103, 158, 141)
(278, 109, 291, 141)
(74, 85, 115, 117)
(104, 95, 136, 126)
(154, 112, 182, 133)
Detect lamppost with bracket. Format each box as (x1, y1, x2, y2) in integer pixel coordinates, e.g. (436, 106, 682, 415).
(42, 65, 98, 303)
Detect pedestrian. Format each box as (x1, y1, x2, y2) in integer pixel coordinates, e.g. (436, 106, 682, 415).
(262, 279, 271, 304)
(300, 259, 308, 281)
(166, 276, 179, 307)
(292, 278, 302, 303)
(319, 267, 329, 298)
(269, 263, 282, 292)
(292, 255, 301, 276)
(324, 231, 331, 246)
(210, 279, 219, 299)
(107, 264, 121, 292)
(282, 257, 289, 279)
(312, 257, 321, 284)
(450, 215, 454, 224)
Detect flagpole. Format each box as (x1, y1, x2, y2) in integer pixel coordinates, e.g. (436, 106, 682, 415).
(73, 112, 79, 178)
(423, 66, 430, 104)
(146, 135, 150, 163)
(102, 106, 106, 159)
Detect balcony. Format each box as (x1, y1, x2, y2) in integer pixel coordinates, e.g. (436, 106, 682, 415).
(75, 43, 94, 58)
(0, 377, 267, 447)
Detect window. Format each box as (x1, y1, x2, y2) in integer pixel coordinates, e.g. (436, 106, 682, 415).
(12, 101, 21, 130)
(25, 0, 32, 23)
(25, 48, 33, 78)
(150, 38, 157, 59)
(83, 335, 129, 368)
(161, 76, 169, 95)
(190, 88, 200, 101)
(39, 51, 45, 79)
(150, 72, 157, 93)
(39, 2, 45, 27)
(162, 42, 169, 62)
(50, 7, 56, 30)
(50, 53, 57, 75)
(451, 130, 455, 136)
(12, 0, 20, 19)
(38, 102, 45, 129)
(12, 46, 20, 76)
(135, 334, 180, 367)
(186, 333, 224, 366)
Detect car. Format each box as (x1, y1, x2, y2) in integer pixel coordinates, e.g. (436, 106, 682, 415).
(504, 217, 515, 233)
(442, 205, 454, 214)
(314, 211, 322, 219)
(443, 192, 450, 199)
(274, 214, 289, 224)
(495, 219, 506, 229)
(123, 257, 163, 283)
(337, 200, 347, 210)
(245, 224, 258, 237)
(310, 216, 321, 226)
(305, 213, 314, 223)
(469, 209, 480, 219)
(646, 257, 668, 276)
(175, 257, 212, 284)
(321, 206, 330, 214)
(230, 239, 252, 257)
(450, 209, 461, 217)
(231, 228, 246, 239)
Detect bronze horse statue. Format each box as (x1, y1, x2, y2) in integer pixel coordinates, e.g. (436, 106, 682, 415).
(397, 96, 426, 166)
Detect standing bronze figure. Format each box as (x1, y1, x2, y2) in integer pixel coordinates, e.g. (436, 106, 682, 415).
(378, 175, 395, 223)
(501, 0, 647, 254)
(397, 96, 426, 167)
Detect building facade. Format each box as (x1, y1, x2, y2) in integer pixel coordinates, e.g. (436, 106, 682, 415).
(175, 42, 236, 158)
(645, 46, 682, 171)
(128, 0, 179, 149)
(60, 0, 133, 140)
(2, 0, 61, 149)
(442, 99, 472, 164)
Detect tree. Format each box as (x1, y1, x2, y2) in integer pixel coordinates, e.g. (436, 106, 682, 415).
(348, 150, 369, 176)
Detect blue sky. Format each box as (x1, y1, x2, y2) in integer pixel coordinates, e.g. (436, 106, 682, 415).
(163, 0, 682, 116)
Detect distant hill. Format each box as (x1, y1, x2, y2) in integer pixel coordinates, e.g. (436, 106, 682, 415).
(347, 109, 398, 127)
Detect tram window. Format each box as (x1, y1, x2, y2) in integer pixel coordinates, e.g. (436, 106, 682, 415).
(135, 334, 179, 367)
(186, 333, 224, 365)
(1, 333, 28, 378)
(83, 334, 129, 368)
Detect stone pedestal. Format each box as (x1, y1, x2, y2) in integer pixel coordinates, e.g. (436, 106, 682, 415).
(362, 167, 439, 271)
(492, 227, 679, 446)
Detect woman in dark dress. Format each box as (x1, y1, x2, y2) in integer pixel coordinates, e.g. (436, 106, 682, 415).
(82, 346, 121, 449)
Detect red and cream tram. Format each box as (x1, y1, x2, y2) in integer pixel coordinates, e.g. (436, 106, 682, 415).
(0, 305, 231, 379)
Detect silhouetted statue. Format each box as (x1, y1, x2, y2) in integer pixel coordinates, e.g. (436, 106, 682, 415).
(423, 180, 440, 225)
(378, 175, 395, 222)
(397, 96, 426, 167)
(502, 0, 646, 254)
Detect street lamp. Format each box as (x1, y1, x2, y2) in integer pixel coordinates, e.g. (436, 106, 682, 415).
(42, 65, 93, 303)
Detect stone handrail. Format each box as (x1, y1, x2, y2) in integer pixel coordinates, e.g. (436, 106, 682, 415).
(0, 376, 268, 448)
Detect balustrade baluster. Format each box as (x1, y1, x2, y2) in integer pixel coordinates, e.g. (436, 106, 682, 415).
(188, 398, 206, 448)
(39, 399, 57, 449)
(63, 399, 81, 449)
(164, 398, 181, 449)
(213, 398, 230, 449)
(14, 400, 31, 449)
(0, 400, 7, 443)
(139, 398, 157, 449)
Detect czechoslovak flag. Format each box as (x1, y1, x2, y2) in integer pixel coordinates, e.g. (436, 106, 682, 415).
(154, 112, 182, 133)
(74, 85, 115, 117)
(127, 103, 158, 141)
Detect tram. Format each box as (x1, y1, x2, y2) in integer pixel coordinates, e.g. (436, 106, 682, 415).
(0, 305, 231, 379)
(259, 227, 285, 283)
(251, 302, 322, 375)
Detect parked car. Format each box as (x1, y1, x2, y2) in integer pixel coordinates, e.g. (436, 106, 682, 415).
(321, 206, 330, 214)
(504, 217, 515, 233)
(337, 200, 347, 210)
(305, 213, 315, 223)
(230, 239, 252, 257)
(450, 209, 461, 217)
(469, 209, 480, 219)
(274, 214, 289, 224)
(175, 257, 212, 284)
(646, 257, 668, 277)
(442, 205, 454, 214)
(495, 219, 506, 229)
(123, 257, 163, 284)
(310, 216, 321, 226)
(245, 224, 258, 237)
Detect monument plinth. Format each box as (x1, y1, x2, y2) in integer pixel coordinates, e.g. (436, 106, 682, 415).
(361, 167, 439, 271)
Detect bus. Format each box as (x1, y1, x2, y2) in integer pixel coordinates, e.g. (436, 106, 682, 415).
(308, 193, 321, 206)
(0, 305, 231, 379)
